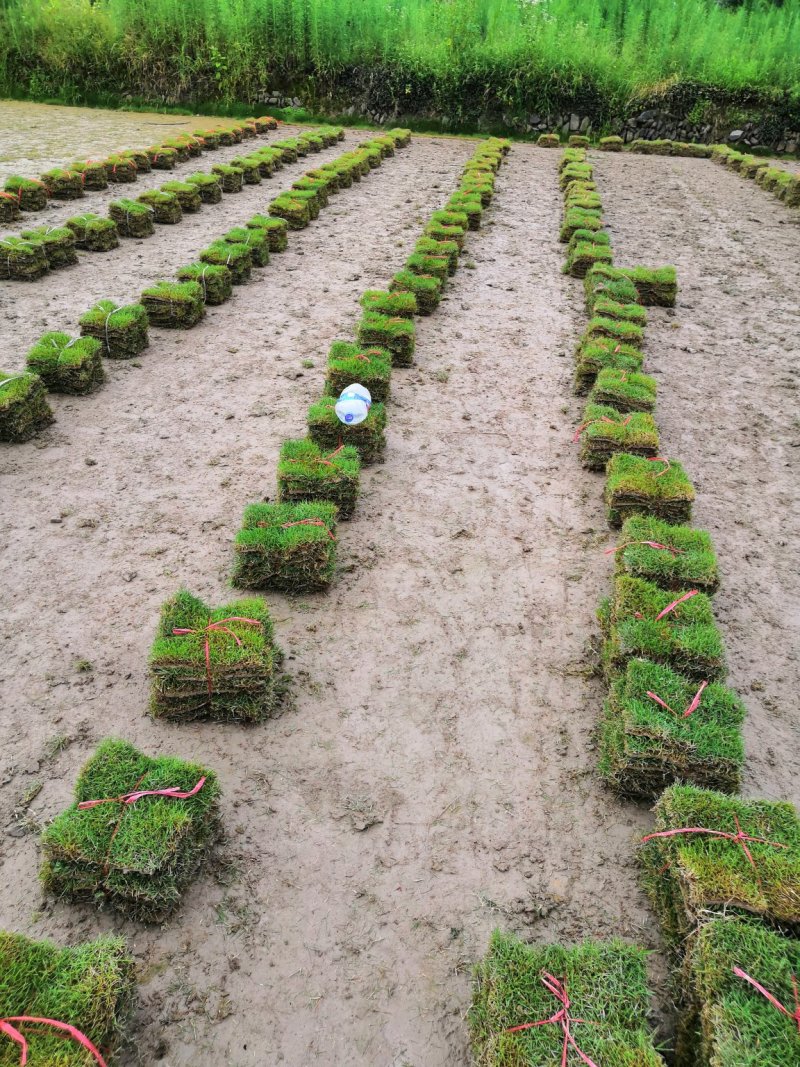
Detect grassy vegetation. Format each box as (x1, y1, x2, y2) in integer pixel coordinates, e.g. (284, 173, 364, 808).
(277, 438, 361, 518)
(0, 371, 54, 442)
(26, 332, 105, 394)
(605, 453, 696, 527)
(613, 516, 720, 593)
(233, 501, 339, 593)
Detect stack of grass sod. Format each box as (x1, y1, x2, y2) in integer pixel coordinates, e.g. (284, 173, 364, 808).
(536, 133, 560, 147)
(40, 737, 221, 921)
(604, 453, 695, 527)
(232, 501, 339, 593)
(568, 134, 591, 148)
(324, 340, 393, 403)
(199, 241, 252, 284)
(104, 154, 139, 183)
(4, 175, 49, 212)
(639, 784, 800, 948)
(185, 172, 223, 204)
(247, 214, 289, 253)
(26, 332, 105, 394)
(79, 300, 149, 359)
(0, 931, 134, 1065)
(0, 191, 21, 225)
(149, 589, 283, 722)
(109, 198, 155, 239)
(69, 159, 109, 190)
(576, 404, 659, 469)
(220, 226, 270, 267)
(40, 167, 84, 200)
(711, 144, 799, 207)
(307, 395, 388, 463)
(19, 224, 78, 269)
(0, 235, 49, 280)
(176, 262, 232, 306)
(65, 213, 120, 252)
(147, 145, 178, 170)
(598, 135, 624, 151)
(137, 189, 182, 224)
(211, 162, 245, 194)
(160, 180, 202, 213)
(277, 438, 361, 518)
(469, 930, 666, 1066)
(121, 148, 151, 174)
(612, 515, 721, 593)
(677, 919, 800, 1067)
(141, 280, 205, 329)
(0, 371, 54, 442)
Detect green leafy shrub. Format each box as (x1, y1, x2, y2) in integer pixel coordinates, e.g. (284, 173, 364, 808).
(79, 300, 149, 359)
(277, 437, 361, 518)
(307, 395, 386, 463)
(0, 371, 54, 442)
(605, 452, 695, 526)
(233, 501, 338, 593)
(25, 332, 105, 394)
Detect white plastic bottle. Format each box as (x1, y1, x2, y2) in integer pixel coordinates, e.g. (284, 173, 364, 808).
(335, 383, 372, 426)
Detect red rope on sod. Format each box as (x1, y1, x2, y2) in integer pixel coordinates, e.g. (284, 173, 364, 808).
(648, 456, 671, 477)
(655, 589, 699, 620)
(605, 541, 683, 556)
(646, 680, 708, 719)
(733, 967, 800, 1035)
(280, 519, 336, 540)
(171, 616, 263, 697)
(572, 414, 632, 443)
(78, 777, 206, 810)
(506, 973, 599, 1067)
(1, 1016, 108, 1066)
(642, 817, 788, 878)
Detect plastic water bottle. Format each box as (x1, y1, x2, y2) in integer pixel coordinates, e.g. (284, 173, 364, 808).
(335, 383, 372, 426)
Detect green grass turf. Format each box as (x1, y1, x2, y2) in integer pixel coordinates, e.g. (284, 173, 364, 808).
(146, 145, 178, 169)
(360, 289, 417, 319)
(592, 297, 647, 325)
(0, 236, 49, 280)
(159, 179, 202, 212)
(583, 315, 645, 349)
(560, 207, 604, 243)
(0, 370, 55, 442)
(307, 395, 387, 463)
(578, 402, 659, 469)
(103, 154, 137, 182)
(537, 133, 560, 147)
(247, 214, 289, 252)
(41, 168, 84, 199)
(220, 226, 270, 267)
(277, 437, 361, 519)
(574, 339, 645, 393)
(613, 515, 720, 593)
(446, 193, 483, 230)
(564, 240, 614, 277)
(19, 225, 78, 269)
(415, 236, 459, 274)
(469, 930, 666, 1066)
(325, 340, 392, 403)
(175, 262, 232, 305)
(558, 148, 587, 170)
(25, 332, 105, 395)
(599, 136, 624, 151)
(108, 198, 155, 238)
(78, 300, 149, 359)
(618, 266, 678, 307)
(232, 500, 338, 593)
(210, 163, 244, 192)
(141, 280, 205, 329)
(390, 270, 442, 315)
(136, 189, 182, 224)
(4, 174, 49, 211)
(605, 452, 695, 527)
(64, 213, 119, 252)
(630, 139, 674, 155)
(559, 162, 593, 189)
(268, 193, 311, 229)
(357, 312, 416, 367)
(589, 367, 657, 412)
(405, 252, 450, 284)
(199, 241, 252, 284)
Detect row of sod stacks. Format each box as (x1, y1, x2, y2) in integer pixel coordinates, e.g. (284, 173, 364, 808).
(711, 145, 800, 208)
(231, 134, 507, 595)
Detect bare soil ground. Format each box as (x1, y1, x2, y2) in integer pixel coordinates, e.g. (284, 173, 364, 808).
(0, 110, 798, 1067)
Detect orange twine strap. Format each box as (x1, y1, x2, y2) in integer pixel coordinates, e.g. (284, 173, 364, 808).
(642, 817, 787, 881)
(505, 973, 599, 1067)
(733, 967, 800, 1035)
(646, 680, 708, 719)
(280, 519, 336, 541)
(0, 1017, 107, 1067)
(171, 616, 263, 698)
(648, 456, 671, 477)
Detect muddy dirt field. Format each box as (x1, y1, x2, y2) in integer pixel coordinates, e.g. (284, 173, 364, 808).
(1, 105, 799, 1066)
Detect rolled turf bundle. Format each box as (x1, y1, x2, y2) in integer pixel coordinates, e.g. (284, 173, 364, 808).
(232, 501, 338, 593)
(273, 140, 299, 162)
(147, 145, 178, 169)
(405, 252, 449, 285)
(605, 453, 695, 527)
(599, 657, 745, 798)
(19, 225, 78, 269)
(193, 128, 221, 148)
(200, 241, 252, 284)
(26, 332, 105, 394)
(251, 116, 275, 134)
(613, 515, 720, 593)
(574, 339, 644, 393)
(159, 139, 190, 162)
(559, 162, 593, 190)
(568, 134, 590, 148)
(186, 172, 223, 203)
(678, 920, 800, 1067)
(619, 265, 678, 307)
(567, 226, 610, 252)
(559, 148, 586, 169)
(237, 122, 256, 140)
(308, 395, 386, 464)
(176, 262, 232, 306)
(592, 296, 647, 325)
(672, 141, 712, 158)
(104, 154, 138, 183)
(469, 930, 666, 1067)
(371, 135, 395, 157)
(69, 159, 108, 190)
(358, 311, 416, 368)
(325, 341, 392, 403)
(577, 403, 659, 470)
(446, 193, 483, 229)
(786, 177, 800, 208)
(40, 168, 84, 200)
(287, 188, 321, 220)
(179, 135, 204, 157)
(229, 155, 262, 184)
(64, 213, 119, 252)
(639, 785, 800, 945)
(598, 135, 624, 151)
(221, 226, 270, 267)
(390, 269, 441, 315)
(584, 263, 639, 306)
(149, 589, 283, 722)
(387, 127, 412, 147)
(537, 133, 560, 147)
(141, 280, 205, 329)
(247, 214, 289, 252)
(360, 289, 417, 319)
(109, 198, 155, 238)
(631, 139, 674, 155)
(79, 300, 149, 359)
(589, 367, 657, 412)
(4, 175, 49, 211)
(0, 372, 54, 442)
(277, 438, 361, 519)
(360, 144, 383, 169)
(0, 236, 49, 280)
(0, 931, 134, 1064)
(564, 239, 614, 278)
(253, 149, 282, 177)
(216, 128, 238, 147)
(292, 176, 329, 207)
(0, 191, 21, 224)
(160, 180, 202, 213)
(583, 314, 645, 349)
(208, 163, 243, 194)
(40, 737, 221, 921)
(559, 207, 603, 243)
(137, 189, 182, 224)
(740, 156, 769, 180)
(599, 575, 725, 681)
(415, 236, 459, 274)
(268, 194, 311, 229)
(121, 148, 151, 173)
(587, 278, 641, 315)
(460, 179, 493, 206)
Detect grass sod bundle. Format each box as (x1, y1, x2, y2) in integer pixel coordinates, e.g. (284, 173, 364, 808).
(308, 395, 387, 464)
(69, 159, 108, 189)
(415, 236, 459, 274)
(221, 227, 270, 267)
(146, 145, 178, 169)
(568, 134, 591, 148)
(613, 515, 720, 593)
(584, 263, 640, 306)
(592, 296, 647, 325)
(40, 168, 84, 200)
(229, 155, 262, 184)
(0, 192, 21, 224)
(672, 141, 712, 158)
(567, 227, 610, 252)
(103, 154, 138, 183)
(618, 265, 678, 307)
(277, 437, 361, 519)
(26, 332, 105, 394)
(292, 176, 329, 206)
(65, 213, 119, 252)
(469, 930, 666, 1067)
(599, 135, 624, 151)
(325, 341, 392, 403)
(460, 180, 493, 207)
(19, 225, 77, 269)
(405, 252, 449, 285)
(121, 148, 151, 173)
(159, 180, 202, 213)
(583, 314, 645, 349)
(176, 262, 232, 305)
(599, 575, 726, 681)
(0, 236, 49, 280)
(199, 241, 252, 284)
(677, 920, 800, 1067)
(232, 500, 338, 593)
(108, 198, 155, 238)
(589, 366, 657, 413)
(149, 589, 283, 722)
(247, 214, 288, 252)
(564, 239, 614, 278)
(4, 175, 49, 211)
(605, 452, 695, 527)
(193, 128, 220, 148)
(786, 177, 800, 208)
(390, 269, 441, 315)
(159, 140, 189, 163)
(639, 785, 800, 946)
(558, 148, 587, 170)
(136, 189, 182, 224)
(79, 300, 149, 359)
(446, 193, 483, 229)
(269, 194, 311, 229)
(0, 372, 54, 442)
(387, 127, 412, 147)
(210, 163, 244, 193)
(0, 932, 134, 1066)
(578, 403, 659, 470)
(287, 188, 321, 220)
(215, 128, 237, 147)
(40, 737, 221, 921)
(599, 658, 745, 798)
(141, 280, 205, 329)
(273, 140, 298, 162)
(630, 139, 674, 155)
(252, 150, 280, 178)
(559, 162, 593, 190)
(360, 289, 417, 319)
(574, 339, 645, 393)
(537, 132, 560, 147)
(357, 311, 416, 368)
(559, 207, 604, 243)
(430, 207, 469, 231)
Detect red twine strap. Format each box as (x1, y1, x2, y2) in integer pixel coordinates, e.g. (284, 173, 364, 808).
(572, 414, 632, 443)
(506, 973, 598, 1067)
(605, 540, 683, 556)
(78, 777, 206, 810)
(733, 967, 800, 1035)
(642, 817, 787, 878)
(648, 456, 671, 477)
(646, 680, 708, 719)
(172, 616, 263, 697)
(280, 519, 336, 540)
(654, 589, 699, 619)
(0, 1017, 107, 1067)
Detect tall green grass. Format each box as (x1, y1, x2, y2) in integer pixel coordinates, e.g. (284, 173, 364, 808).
(1, 0, 799, 124)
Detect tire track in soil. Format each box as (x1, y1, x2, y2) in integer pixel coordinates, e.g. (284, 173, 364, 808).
(592, 152, 800, 810)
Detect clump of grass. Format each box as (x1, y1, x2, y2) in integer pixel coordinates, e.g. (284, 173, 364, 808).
(469, 929, 666, 1066)
(387, 127, 412, 147)
(599, 135, 624, 151)
(185, 172, 222, 203)
(199, 241, 252, 284)
(537, 133, 560, 147)
(211, 162, 244, 193)
(639, 785, 800, 946)
(176, 262, 232, 305)
(147, 145, 178, 169)
(269, 193, 311, 229)
(65, 212, 119, 252)
(141, 280, 205, 329)
(0, 235, 49, 280)
(360, 289, 417, 319)
(108, 198, 155, 238)
(277, 437, 361, 519)
(619, 266, 678, 307)
(26, 331, 105, 394)
(358, 311, 416, 367)
(221, 226, 270, 267)
(390, 269, 442, 315)
(136, 189, 182, 224)
(149, 589, 283, 722)
(560, 206, 604, 243)
(0, 370, 54, 442)
(19, 225, 77, 269)
(589, 366, 657, 412)
(41, 737, 221, 921)
(559, 148, 586, 169)
(159, 179, 202, 213)
(307, 395, 387, 463)
(0, 931, 134, 1064)
(613, 515, 720, 593)
(69, 159, 108, 190)
(79, 299, 149, 359)
(103, 153, 138, 182)
(325, 340, 392, 403)
(0, 192, 20, 223)
(578, 402, 659, 469)
(605, 452, 695, 527)
(247, 214, 289, 252)
(232, 500, 338, 593)
(415, 235, 459, 274)
(574, 338, 644, 393)
(4, 175, 49, 211)
(568, 133, 590, 148)
(41, 168, 84, 200)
